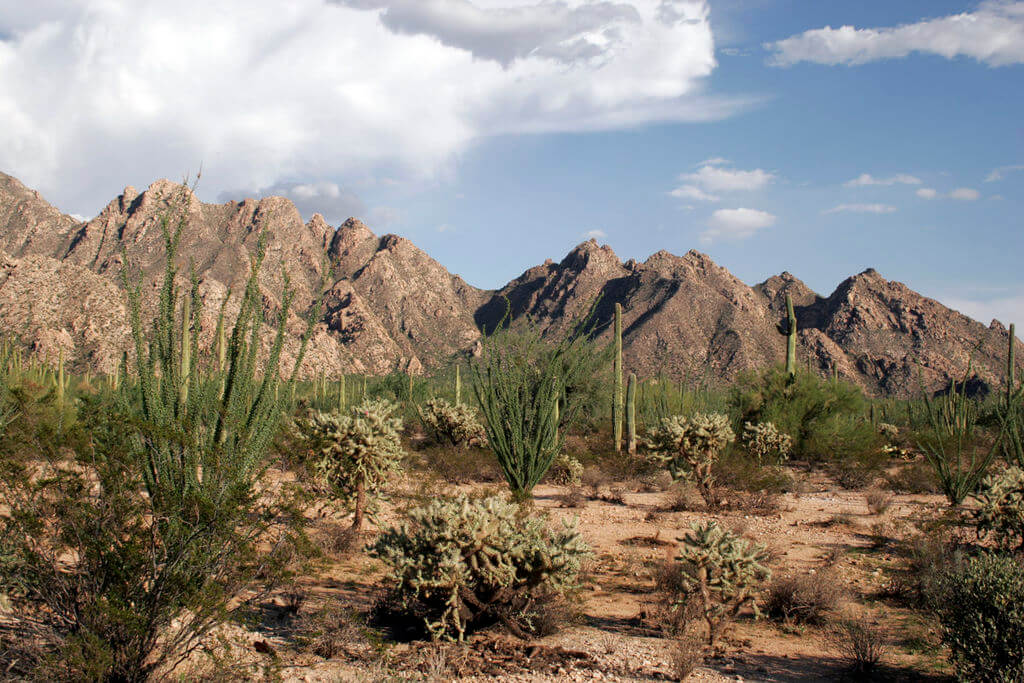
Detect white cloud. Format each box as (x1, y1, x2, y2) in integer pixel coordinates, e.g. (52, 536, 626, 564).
(669, 185, 719, 201)
(916, 188, 938, 199)
(437, 223, 455, 233)
(844, 173, 921, 187)
(670, 158, 775, 201)
(942, 292, 1024, 327)
(823, 203, 897, 215)
(699, 208, 776, 243)
(582, 229, 607, 239)
(986, 164, 1024, 181)
(766, 0, 1024, 67)
(0, 0, 747, 217)
(950, 187, 981, 200)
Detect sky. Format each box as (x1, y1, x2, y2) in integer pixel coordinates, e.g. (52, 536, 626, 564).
(0, 0, 1021, 325)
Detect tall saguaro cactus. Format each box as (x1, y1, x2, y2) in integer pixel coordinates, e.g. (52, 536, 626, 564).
(455, 364, 462, 406)
(1009, 323, 1017, 407)
(626, 372, 637, 454)
(613, 302, 624, 452)
(777, 294, 797, 377)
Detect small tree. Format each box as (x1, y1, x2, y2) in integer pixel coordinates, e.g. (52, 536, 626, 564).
(671, 521, 771, 647)
(648, 412, 735, 505)
(471, 303, 610, 497)
(298, 398, 405, 532)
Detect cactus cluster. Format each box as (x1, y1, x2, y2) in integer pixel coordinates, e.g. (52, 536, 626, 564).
(741, 421, 793, 465)
(297, 398, 405, 531)
(648, 412, 735, 504)
(877, 422, 899, 440)
(972, 466, 1024, 553)
(418, 397, 486, 448)
(673, 520, 772, 646)
(369, 494, 590, 640)
(549, 453, 584, 486)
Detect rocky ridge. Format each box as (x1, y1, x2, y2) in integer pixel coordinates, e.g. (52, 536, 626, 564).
(0, 171, 1016, 397)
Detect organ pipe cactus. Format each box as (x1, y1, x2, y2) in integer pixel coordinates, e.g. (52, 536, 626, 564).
(369, 494, 590, 640)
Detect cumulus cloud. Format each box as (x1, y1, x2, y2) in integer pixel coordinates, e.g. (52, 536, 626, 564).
(950, 187, 981, 200)
(986, 164, 1024, 181)
(916, 188, 938, 199)
(670, 158, 775, 201)
(582, 229, 607, 239)
(822, 203, 897, 215)
(942, 291, 1024, 327)
(0, 0, 744, 217)
(766, 0, 1024, 67)
(219, 181, 366, 224)
(699, 208, 776, 244)
(844, 173, 921, 187)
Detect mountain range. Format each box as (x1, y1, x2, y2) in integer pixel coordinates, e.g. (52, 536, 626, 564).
(0, 171, 1016, 398)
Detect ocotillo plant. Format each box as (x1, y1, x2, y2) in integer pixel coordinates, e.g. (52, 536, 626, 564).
(776, 294, 797, 377)
(626, 372, 637, 454)
(613, 302, 623, 452)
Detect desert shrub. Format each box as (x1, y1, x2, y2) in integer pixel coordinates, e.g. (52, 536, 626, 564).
(547, 453, 584, 486)
(741, 421, 792, 465)
(0, 203, 314, 680)
(887, 459, 941, 494)
(418, 397, 485, 448)
(369, 494, 590, 641)
(666, 521, 771, 646)
(972, 466, 1024, 554)
(711, 449, 793, 494)
(764, 572, 843, 625)
(419, 444, 502, 484)
(826, 617, 887, 675)
(730, 366, 878, 463)
(647, 413, 735, 505)
(865, 489, 894, 515)
(936, 553, 1024, 682)
(877, 422, 899, 440)
(471, 304, 610, 497)
(669, 632, 706, 681)
(887, 529, 969, 608)
(918, 374, 1000, 505)
(296, 399, 405, 532)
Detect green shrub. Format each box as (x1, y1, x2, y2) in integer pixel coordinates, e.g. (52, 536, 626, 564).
(731, 366, 879, 463)
(972, 466, 1024, 553)
(741, 421, 792, 465)
(297, 398, 405, 532)
(418, 397, 486, 448)
(937, 553, 1024, 682)
(647, 413, 735, 505)
(764, 571, 843, 625)
(669, 521, 771, 646)
(369, 494, 590, 641)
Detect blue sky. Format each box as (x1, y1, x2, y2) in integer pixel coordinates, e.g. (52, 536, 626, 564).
(0, 0, 1021, 323)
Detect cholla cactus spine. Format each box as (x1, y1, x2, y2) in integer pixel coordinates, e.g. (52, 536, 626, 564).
(299, 398, 405, 531)
(675, 520, 771, 646)
(742, 421, 792, 465)
(370, 494, 590, 640)
(648, 412, 735, 504)
(972, 466, 1024, 553)
(419, 397, 485, 448)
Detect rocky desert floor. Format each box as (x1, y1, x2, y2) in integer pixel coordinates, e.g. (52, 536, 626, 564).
(197, 461, 958, 683)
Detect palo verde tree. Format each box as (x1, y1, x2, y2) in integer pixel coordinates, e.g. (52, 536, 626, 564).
(471, 301, 610, 498)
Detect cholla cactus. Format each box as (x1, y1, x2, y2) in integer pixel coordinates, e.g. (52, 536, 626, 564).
(742, 421, 793, 465)
(298, 398, 405, 531)
(418, 397, 486, 448)
(674, 521, 771, 646)
(648, 413, 735, 504)
(369, 494, 590, 641)
(549, 454, 584, 486)
(878, 423, 899, 440)
(972, 466, 1024, 553)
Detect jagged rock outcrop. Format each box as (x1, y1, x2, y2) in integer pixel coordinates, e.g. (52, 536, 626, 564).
(0, 171, 1017, 396)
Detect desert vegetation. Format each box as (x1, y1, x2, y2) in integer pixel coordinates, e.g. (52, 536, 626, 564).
(2, 202, 1024, 681)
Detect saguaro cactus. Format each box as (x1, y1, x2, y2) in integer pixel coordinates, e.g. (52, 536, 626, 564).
(1009, 323, 1016, 407)
(626, 372, 637, 454)
(777, 294, 797, 377)
(613, 302, 623, 452)
(455, 364, 462, 406)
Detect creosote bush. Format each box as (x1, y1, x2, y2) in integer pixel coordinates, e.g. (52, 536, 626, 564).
(764, 571, 843, 625)
(418, 397, 485, 448)
(668, 520, 771, 646)
(741, 421, 792, 465)
(972, 466, 1024, 554)
(297, 398, 405, 532)
(648, 413, 735, 505)
(826, 617, 887, 675)
(936, 553, 1024, 682)
(369, 494, 590, 641)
